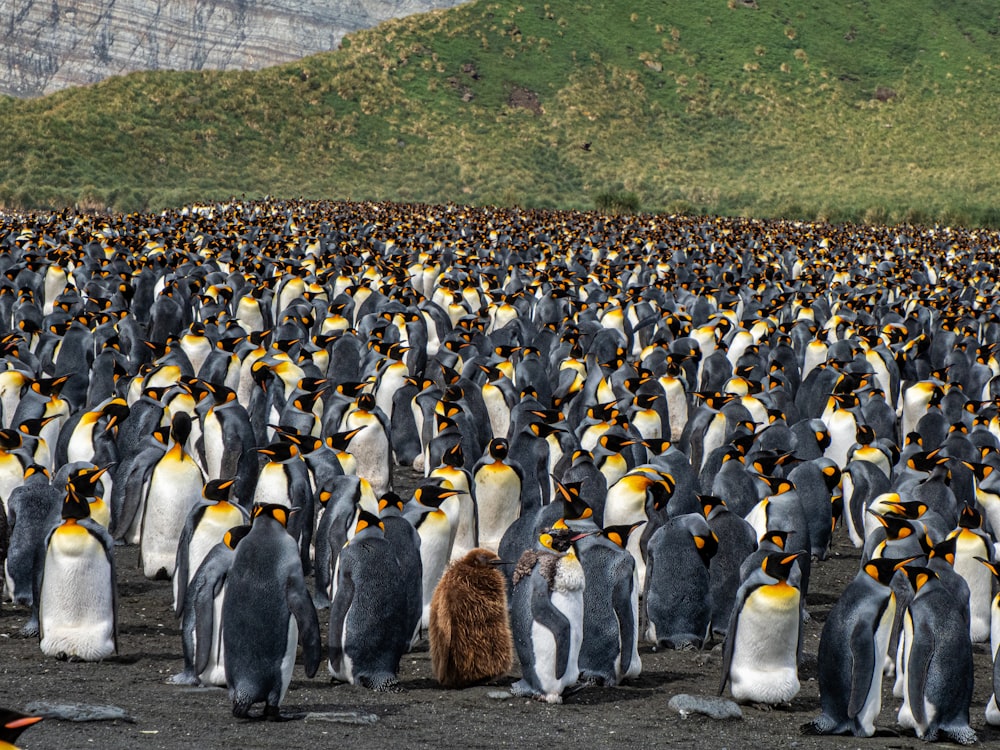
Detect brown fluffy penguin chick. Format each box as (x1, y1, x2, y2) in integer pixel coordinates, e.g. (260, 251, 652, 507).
(429, 547, 513, 687)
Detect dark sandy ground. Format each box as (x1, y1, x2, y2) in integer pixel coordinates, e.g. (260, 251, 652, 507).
(3, 468, 999, 750)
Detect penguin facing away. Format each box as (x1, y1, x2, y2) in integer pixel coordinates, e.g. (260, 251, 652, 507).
(577, 521, 645, 686)
(328, 509, 409, 692)
(223, 504, 321, 719)
(429, 547, 513, 688)
(895, 566, 976, 745)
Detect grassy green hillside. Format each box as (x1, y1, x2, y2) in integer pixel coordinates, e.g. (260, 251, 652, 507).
(2, 0, 1000, 224)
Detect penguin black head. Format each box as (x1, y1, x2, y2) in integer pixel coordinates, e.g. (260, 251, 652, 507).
(353, 508, 384, 535)
(204, 478, 236, 503)
(326, 427, 363, 452)
(900, 564, 938, 593)
(252, 503, 291, 528)
(66, 465, 110, 498)
(0, 707, 43, 744)
(169, 411, 193, 446)
(958, 503, 983, 530)
(862, 556, 917, 586)
(602, 521, 646, 549)
(413, 484, 461, 509)
(929, 535, 958, 566)
(378, 492, 405, 513)
(223, 525, 252, 550)
(102, 398, 130, 430)
(552, 479, 593, 521)
(61, 491, 92, 521)
(761, 552, 801, 582)
(0, 429, 22, 451)
(488, 438, 509, 461)
(442, 442, 465, 467)
(255, 440, 298, 462)
(699, 495, 726, 520)
(356, 392, 376, 412)
(539, 520, 592, 554)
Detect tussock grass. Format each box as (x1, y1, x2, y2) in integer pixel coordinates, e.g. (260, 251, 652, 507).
(1, 0, 1000, 224)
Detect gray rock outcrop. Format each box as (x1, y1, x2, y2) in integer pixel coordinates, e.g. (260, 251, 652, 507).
(2, 0, 466, 98)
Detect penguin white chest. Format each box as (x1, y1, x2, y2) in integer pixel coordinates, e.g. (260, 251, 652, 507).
(141, 453, 204, 579)
(474, 464, 521, 551)
(532, 558, 585, 701)
(39, 525, 115, 661)
(729, 583, 801, 704)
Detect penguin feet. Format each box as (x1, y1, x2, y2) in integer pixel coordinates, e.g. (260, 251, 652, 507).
(940, 726, 978, 745)
(800, 716, 840, 736)
(360, 675, 402, 693)
(231, 701, 252, 719)
(264, 704, 290, 722)
(20, 621, 39, 638)
(167, 671, 201, 686)
(510, 680, 539, 699)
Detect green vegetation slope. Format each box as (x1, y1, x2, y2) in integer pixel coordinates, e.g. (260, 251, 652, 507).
(2, 0, 1000, 224)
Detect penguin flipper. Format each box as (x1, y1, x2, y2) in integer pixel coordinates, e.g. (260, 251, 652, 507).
(286, 571, 322, 678)
(530, 575, 571, 681)
(719, 583, 752, 695)
(906, 619, 935, 729)
(612, 570, 636, 677)
(192, 574, 221, 676)
(846, 619, 876, 719)
(328, 562, 355, 675)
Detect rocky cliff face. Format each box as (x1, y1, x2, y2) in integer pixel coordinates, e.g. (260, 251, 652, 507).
(2, 0, 466, 98)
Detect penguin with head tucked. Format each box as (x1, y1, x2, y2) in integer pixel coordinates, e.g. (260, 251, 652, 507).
(701, 495, 758, 639)
(805, 556, 912, 737)
(895, 565, 976, 745)
(509, 521, 590, 703)
(170, 524, 251, 687)
(721, 552, 804, 706)
(643, 512, 718, 650)
(224, 504, 321, 719)
(377, 491, 423, 649)
(576, 521, 645, 686)
(327, 508, 409, 691)
(429, 547, 513, 688)
(38, 490, 117, 661)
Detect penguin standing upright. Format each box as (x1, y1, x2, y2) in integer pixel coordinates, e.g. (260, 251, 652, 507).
(429, 547, 513, 688)
(406, 484, 461, 628)
(643, 513, 718, 650)
(140, 412, 206, 580)
(701, 495, 758, 639)
(895, 566, 977, 745)
(328, 509, 409, 691)
(509, 522, 589, 703)
(339, 392, 393, 497)
(223, 504, 321, 719)
(171, 524, 251, 687)
(173, 478, 249, 614)
(721, 552, 803, 706)
(806, 557, 911, 737)
(471, 438, 524, 553)
(577, 522, 644, 686)
(38, 491, 117, 661)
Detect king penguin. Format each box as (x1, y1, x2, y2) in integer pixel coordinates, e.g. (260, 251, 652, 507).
(721, 552, 803, 706)
(806, 556, 912, 737)
(327, 509, 409, 691)
(171, 524, 251, 687)
(429, 547, 513, 688)
(173, 478, 250, 615)
(38, 490, 117, 661)
(471, 438, 524, 553)
(223, 504, 321, 719)
(509, 522, 590, 703)
(576, 521, 645, 686)
(895, 565, 976, 745)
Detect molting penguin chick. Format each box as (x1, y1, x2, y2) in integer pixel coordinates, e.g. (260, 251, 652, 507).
(429, 547, 513, 688)
(509, 522, 590, 703)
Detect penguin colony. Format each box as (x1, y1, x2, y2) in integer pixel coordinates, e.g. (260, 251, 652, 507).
(0, 199, 997, 739)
